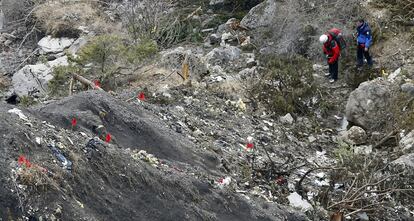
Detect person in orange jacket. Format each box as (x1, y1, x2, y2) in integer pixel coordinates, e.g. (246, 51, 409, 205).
(319, 31, 341, 83)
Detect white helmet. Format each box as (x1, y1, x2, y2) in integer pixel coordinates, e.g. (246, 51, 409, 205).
(319, 34, 328, 44)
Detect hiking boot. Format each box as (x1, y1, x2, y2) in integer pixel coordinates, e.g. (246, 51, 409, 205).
(329, 79, 336, 83)
(324, 72, 331, 77)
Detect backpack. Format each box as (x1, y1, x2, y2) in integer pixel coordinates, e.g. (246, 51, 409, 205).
(327, 28, 347, 50)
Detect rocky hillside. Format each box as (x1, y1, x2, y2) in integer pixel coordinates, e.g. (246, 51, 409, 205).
(0, 0, 413, 220)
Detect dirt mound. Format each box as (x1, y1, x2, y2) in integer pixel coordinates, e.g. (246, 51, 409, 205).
(32, 91, 215, 169)
(0, 92, 306, 221)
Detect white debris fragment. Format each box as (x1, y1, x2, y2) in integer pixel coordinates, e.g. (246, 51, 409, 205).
(287, 192, 312, 211)
(218, 176, 231, 189)
(35, 137, 42, 145)
(8, 108, 29, 121)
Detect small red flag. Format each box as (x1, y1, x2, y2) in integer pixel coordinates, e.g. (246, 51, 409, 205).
(71, 118, 77, 127)
(25, 160, 32, 168)
(18, 155, 26, 165)
(105, 133, 112, 143)
(138, 92, 145, 101)
(246, 143, 254, 149)
(93, 80, 101, 88)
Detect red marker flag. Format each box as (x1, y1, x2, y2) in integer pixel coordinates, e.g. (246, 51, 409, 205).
(18, 155, 26, 165)
(105, 133, 112, 143)
(93, 80, 101, 88)
(138, 92, 145, 101)
(71, 118, 77, 127)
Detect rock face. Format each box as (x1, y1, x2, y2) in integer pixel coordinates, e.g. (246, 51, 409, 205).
(38, 36, 75, 53)
(11, 56, 68, 96)
(240, 0, 355, 57)
(345, 79, 395, 131)
(241, 0, 278, 29)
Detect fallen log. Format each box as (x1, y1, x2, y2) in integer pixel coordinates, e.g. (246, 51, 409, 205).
(71, 73, 104, 91)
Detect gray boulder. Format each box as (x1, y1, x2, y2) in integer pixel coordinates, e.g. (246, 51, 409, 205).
(401, 82, 414, 97)
(38, 36, 75, 54)
(392, 153, 414, 169)
(400, 130, 414, 152)
(204, 46, 241, 66)
(11, 56, 69, 96)
(344, 126, 367, 145)
(240, 0, 278, 29)
(345, 79, 395, 131)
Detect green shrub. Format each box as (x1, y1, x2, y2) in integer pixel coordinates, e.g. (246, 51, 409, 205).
(250, 55, 316, 115)
(48, 65, 80, 97)
(19, 96, 37, 107)
(48, 35, 158, 95)
(122, 39, 158, 64)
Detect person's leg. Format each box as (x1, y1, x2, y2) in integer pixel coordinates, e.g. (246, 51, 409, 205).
(364, 50, 373, 67)
(357, 46, 364, 67)
(332, 60, 338, 80)
(328, 62, 333, 79)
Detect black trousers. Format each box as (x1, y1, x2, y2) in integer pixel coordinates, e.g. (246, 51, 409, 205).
(328, 60, 338, 80)
(357, 46, 373, 66)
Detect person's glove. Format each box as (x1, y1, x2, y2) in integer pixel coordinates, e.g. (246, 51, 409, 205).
(364, 47, 369, 52)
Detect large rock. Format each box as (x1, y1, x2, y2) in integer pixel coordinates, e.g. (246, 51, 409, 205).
(401, 82, 414, 97)
(400, 130, 414, 152)
(38, 36, 75, 53)
(345, 79, 395, 131)
(11, 56, 68, 96)
(240, 0, 278, 29)
(160, 47, 208, 79)
(343, 126, 367, 145)
(204, 46, 241, 66)
(392, 153, 414, 169)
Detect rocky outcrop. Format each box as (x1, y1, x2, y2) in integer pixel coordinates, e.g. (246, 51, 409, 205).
(11, 56, 68, 96)
(345, 79, 396, 131)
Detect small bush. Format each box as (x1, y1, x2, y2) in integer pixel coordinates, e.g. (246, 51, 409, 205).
(249, 55, 316, 115)
(389, 92, 414, 131)
(19, 96, 37, 107)
(48, 65, 80, 97)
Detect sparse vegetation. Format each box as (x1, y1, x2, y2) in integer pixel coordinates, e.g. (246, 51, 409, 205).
(249, 55, 316, 115)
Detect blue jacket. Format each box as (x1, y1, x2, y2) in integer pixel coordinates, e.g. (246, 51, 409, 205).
(357, 22, 372, 48)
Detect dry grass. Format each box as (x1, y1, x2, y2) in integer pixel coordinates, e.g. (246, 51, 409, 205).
(34, 0, 113, 37)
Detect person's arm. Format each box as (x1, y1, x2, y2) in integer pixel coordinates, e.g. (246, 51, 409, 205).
(365, 29, 372, 48)
(328, 44, 340, 64)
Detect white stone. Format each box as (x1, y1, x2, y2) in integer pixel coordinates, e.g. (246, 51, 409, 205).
(38, 36, 75, 53)
(387, 68, 401, 82)
(287, 192, 312, 212)
(400, 130, 414, 152)
(280, 113, 294, 124)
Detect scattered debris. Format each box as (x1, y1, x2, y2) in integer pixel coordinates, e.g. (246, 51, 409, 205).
(48, 144, 72, 171)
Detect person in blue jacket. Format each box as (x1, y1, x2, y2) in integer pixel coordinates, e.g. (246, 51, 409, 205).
(356, 19, 373, 68)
